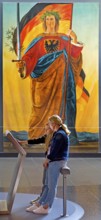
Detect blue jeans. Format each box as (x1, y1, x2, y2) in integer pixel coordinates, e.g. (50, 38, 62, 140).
(40, 167, 47, 197)
(38, 160, 67, 208)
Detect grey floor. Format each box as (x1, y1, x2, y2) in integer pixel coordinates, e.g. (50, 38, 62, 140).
(0, 157, 101, 220)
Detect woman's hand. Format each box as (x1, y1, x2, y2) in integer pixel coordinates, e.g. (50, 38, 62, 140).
(43, 159, 50, 168)
(67, 29, 77, 44)
(16, 60, 26, 78)
(16, 60, 25, 71)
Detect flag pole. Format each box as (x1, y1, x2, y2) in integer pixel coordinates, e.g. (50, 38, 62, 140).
(17, 2, 25, 78)
(12, 3, 24, 78)
(17, 2, 21, 61)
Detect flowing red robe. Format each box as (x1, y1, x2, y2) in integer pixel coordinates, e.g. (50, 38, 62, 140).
(22, 33, 83, 139)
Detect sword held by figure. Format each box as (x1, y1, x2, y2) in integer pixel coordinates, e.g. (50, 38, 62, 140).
(12, 3, 25, 78)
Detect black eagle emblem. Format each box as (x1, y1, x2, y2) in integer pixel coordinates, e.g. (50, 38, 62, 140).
(44, 39, 59, 53)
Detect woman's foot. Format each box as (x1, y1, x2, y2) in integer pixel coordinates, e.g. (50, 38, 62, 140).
(30, 196, 40, 204)
(33, 205, 51, 214)
(26, 204, 39, 212)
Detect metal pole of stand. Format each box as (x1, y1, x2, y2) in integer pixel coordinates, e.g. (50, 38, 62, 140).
(60, 166, 70, 217)
(63, 173, 67, 216)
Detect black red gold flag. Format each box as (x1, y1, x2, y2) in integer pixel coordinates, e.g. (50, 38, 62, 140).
(13, 3, 73, 56)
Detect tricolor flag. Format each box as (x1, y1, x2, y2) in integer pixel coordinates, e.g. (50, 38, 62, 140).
(13, 3, 73, 56)
(76, 69, 90, 103)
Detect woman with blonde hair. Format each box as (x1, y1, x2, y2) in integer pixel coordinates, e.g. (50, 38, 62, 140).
(30, 114, 70, 214)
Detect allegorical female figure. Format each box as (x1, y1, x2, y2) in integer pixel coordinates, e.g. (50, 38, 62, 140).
(17, 11, 83, 144)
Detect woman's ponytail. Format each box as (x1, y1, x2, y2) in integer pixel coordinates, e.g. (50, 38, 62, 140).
(61, 123, 71, 135)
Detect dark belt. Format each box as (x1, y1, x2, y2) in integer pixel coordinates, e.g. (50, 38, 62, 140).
(49, 159, 65, 163)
